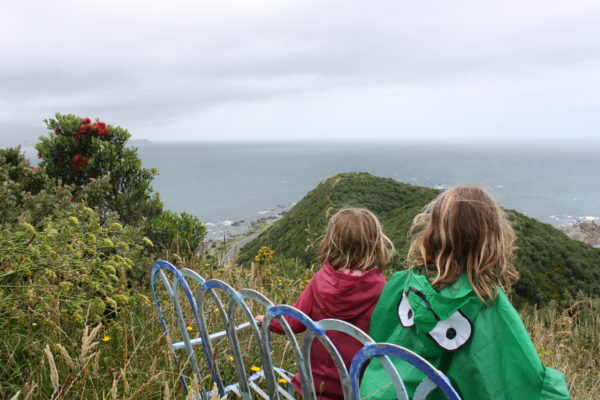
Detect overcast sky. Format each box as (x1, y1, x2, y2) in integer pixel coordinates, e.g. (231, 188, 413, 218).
(1, 0, 600, 144)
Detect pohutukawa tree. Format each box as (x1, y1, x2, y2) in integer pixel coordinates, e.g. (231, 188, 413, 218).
(36, 113, 163, 225)
(35, 113, 206, 251)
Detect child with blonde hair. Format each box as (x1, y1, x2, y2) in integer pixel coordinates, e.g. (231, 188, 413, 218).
(360, 185, 570, 399)
(258, 207, 393, 400)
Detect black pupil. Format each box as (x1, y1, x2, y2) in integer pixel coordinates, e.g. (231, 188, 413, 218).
(407, 309, 413, 319)
(446, 328, 457, 339)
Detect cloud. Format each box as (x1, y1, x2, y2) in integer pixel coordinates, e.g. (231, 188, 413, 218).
(1, 0, 599, 141)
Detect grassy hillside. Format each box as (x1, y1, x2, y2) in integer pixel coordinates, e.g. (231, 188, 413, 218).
(239, 173, 600, 305)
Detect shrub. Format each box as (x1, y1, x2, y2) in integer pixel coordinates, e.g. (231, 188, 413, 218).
(0, 206, 153, 334)
(254, 246, 275, 265)
(145, 210, 207, 252)
(0, 147, 79, 226)
(36, 113, 163, 225)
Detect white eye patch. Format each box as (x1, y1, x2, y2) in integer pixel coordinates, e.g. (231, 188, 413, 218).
(427, 310, 472, 352)
(397, 292, 415, 328)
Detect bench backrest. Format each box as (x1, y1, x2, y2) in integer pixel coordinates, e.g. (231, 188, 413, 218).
(151, 260, 461, 400)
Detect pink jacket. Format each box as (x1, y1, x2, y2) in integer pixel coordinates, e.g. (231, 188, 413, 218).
(270, 263, 386, 400)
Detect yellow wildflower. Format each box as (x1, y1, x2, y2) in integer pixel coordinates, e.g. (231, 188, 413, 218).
(204, 263, 210, 267)
(278, 378, 287, 384)
(250, 366, 261, 372)
(186, 326, 193, 332)
(228, 356, 234, 361)
(101, 336, 111, 342)
(32, 322, 38, 327)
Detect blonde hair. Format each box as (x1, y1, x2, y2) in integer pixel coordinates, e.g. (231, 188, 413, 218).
(407, 185, 519, 303)
(318, 208, 394, 271)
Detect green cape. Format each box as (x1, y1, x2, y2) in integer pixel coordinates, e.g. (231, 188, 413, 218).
(360, 269, 570, 399)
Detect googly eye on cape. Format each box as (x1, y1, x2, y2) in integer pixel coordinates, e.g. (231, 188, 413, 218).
(397, 291, 415, 327)
(427, 310, 473, 351)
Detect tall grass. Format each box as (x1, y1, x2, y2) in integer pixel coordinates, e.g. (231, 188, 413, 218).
(522, 297, 600, 400)
(4, 256, 598, 399)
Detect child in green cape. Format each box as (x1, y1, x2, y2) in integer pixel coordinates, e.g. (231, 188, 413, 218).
(360, 185, 570, 399)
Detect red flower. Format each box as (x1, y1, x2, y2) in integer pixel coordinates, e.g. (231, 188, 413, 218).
(80, 117, 91, 124)
(75, 130, 87, 136)
(37, 151, 42, 158)
(72, 164, 79, 171)
(98, 128, 108, 135)
(97, 122, 106, 129)
(70, 197, 77, 202)
(81, 156, 91, 167)
(72, 154, 82, 163)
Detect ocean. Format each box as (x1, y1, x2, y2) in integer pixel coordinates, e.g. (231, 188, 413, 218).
(23, 140, 600, 239)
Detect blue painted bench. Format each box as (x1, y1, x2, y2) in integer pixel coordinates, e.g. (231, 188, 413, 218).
(151, 260, 461, 399)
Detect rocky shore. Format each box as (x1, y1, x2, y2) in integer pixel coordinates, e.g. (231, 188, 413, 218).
(561, 220, 600, 248)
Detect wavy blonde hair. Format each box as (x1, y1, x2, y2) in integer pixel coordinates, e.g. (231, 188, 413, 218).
(407, 185, 519, 303)
(319, 208, 394, 271)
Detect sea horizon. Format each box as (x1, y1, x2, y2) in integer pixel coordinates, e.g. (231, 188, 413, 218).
(19, 139, 600, 240)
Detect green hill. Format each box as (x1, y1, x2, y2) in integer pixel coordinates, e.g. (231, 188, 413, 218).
(239, 173, 600, 305)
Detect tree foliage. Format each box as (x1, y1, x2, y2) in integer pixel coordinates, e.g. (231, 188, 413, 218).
(36, 113, 163, 225)
(145, 210, 207, 253)
(33, 113, 206, 249)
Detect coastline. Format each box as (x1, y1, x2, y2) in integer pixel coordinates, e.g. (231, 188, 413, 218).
(561, 220, 600, 248)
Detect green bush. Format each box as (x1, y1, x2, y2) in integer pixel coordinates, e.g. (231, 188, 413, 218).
(36, 113, 163, 225)
(0, 147, 79, 226)
(0, 206, 154, 333)
(146, 210, 207, 252)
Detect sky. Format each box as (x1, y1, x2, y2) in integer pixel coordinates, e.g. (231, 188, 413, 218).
(1, 0, 600, 144)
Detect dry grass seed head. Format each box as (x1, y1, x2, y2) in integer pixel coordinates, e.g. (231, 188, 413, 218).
(43, 344, 59, 394)
(79, 324, 102, 366)
(55, 343, 75, 369)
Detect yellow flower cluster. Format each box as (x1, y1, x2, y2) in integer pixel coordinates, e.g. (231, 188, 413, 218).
(299, 279, 311, 290)
(254, 246, 275, 264)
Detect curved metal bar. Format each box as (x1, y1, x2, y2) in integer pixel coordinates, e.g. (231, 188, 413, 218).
(196, 280, 255, 400)
(349, 343, 461, 400)
(300, 329, 351, 399)
(180, 268, 206, 285)
(150, 261, 176, 341)
(261, 304, 307, 397)
(233, 289, 279, 399)
(314, 320, 409, 400)
(194, 279, 246, 397)
(413, 377, 438, 400)
(169, 271, 223, 399)
(266, 305, 350, 400)
(151, 260, 207, 399)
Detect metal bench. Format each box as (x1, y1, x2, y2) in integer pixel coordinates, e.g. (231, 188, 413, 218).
(151, 260, 461, 400)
